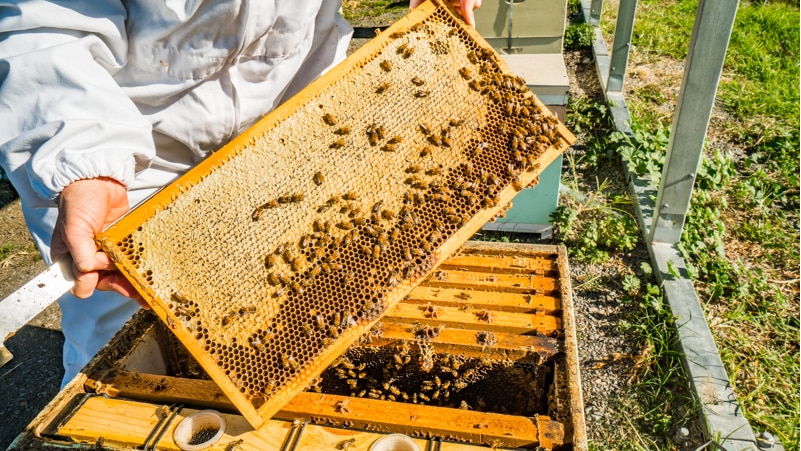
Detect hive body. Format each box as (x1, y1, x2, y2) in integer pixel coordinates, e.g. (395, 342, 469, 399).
(97, 0, 574, 428)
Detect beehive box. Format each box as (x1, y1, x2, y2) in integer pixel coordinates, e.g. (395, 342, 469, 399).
(95, 0, 575, 428)
(9, 242, 585, 450)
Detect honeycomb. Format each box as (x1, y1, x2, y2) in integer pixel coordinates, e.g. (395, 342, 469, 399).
(97, 0, 575, 428)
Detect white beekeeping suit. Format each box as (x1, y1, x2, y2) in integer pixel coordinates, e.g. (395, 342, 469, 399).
(0, 0, 352, 386)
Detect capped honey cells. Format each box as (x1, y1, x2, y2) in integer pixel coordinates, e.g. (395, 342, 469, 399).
(97, 0, 574, 428)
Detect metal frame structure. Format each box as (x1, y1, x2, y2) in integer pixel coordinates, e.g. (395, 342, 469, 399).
(580, 0, 782, 449)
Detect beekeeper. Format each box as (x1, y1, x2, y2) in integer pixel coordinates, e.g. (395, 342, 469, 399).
(0, 0, 480, 387)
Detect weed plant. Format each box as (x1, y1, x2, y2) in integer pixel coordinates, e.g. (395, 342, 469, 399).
(561, 0, 799, 448)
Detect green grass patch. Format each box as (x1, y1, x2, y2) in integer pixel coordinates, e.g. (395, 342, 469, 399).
(341, 0, 409, 24)
(606, 1, 800, 135)
(720, 2, 800, 131)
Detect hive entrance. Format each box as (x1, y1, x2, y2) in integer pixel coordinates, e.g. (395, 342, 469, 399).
(97, 0, 574, 428)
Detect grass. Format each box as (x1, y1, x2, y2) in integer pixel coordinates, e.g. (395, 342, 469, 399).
(342, 0, 409, 26)
(558, 0, 800, 448)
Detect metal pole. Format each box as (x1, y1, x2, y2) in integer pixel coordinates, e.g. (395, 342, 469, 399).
(606, 0, 637, 93)
(589, 0, 603, 27)
(506, 0, 514, 53)
(649, 0, 739, 244)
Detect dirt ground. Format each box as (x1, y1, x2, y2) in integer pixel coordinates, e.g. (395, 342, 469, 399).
(0, 183, 62, 449)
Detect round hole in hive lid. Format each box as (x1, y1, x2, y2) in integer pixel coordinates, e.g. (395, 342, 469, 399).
(370, 434, 420, 451)
(173, 410, 226, 451)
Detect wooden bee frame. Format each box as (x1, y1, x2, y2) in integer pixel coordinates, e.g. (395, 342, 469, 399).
(96, 0, 575, 428)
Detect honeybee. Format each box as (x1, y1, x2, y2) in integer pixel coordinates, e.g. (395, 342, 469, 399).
(420, 146, 432, 157)
(343, 191, 357, 201)
(381, 143, 396, 152)
(512, 177, 523, 191)
(411, 76, 425, 86)
(413, 90, 429, 98)
(328, 325, 340, 338)
(373, 244, 382, 259)
(281, 354, 299, 370)
(341, 271, 354, 284)
(428, 134, 442, 146)
(330, 139, 345, 149)
(290, 257, 302, 272)
(266, 272, 281, 285)
(250, 336, 265, 352)
(388, 135, 402, 144)
(449, 116, 464, 127)
(313, 172, 325, 185)
(367, 133, 379, 146)
(379, 60, 392, 72)
(322, 113, 336, 126)
(468, 80, 481, 91)
(171, 291, 190, 305)
(360, 245, 372, 257)
(334, 125, 351, 135)
(291, 281, 305, 295)
(458, 67, 473, 79)
(375, 82, 391, 94)
(314, 314, 326, 330)
(221, 312, 235, 326)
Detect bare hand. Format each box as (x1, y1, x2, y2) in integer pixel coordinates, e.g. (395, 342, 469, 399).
(410, 0, 483, 27)
(51, 177, 148, 307)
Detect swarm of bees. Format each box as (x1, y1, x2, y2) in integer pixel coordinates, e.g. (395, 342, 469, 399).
(312, 343, 548, 416)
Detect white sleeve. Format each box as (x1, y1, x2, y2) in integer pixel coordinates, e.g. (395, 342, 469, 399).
(0, 0, 156, 205)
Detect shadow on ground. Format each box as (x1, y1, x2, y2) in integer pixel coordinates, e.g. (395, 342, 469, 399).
(0, 325, 63, 449)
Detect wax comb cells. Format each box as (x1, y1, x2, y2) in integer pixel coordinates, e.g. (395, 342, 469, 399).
(98, 0, 574, 427)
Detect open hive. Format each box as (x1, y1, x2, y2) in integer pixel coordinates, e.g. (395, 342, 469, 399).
(17, 242, 584, 450)
(96, 0, 575, 428)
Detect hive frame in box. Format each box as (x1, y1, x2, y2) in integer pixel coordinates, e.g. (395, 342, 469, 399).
(96, 0, 575, 428)
(9, 242, 586, 450)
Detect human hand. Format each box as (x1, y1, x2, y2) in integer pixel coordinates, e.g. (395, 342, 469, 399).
(51, 177, 148, 307)
(410, 0, 483, 27)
